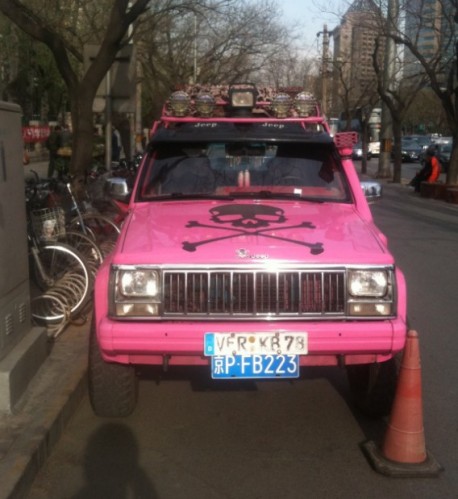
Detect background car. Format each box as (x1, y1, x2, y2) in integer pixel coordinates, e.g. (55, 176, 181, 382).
(399, 139, 423, 162)
(433, 136, 452, 145)
(352, 142, 372, 160)
(368, 141, 380, 156)
(403, 135, 434, 155)
(435, 142, 451, 173)
(418, 139, 452, 172)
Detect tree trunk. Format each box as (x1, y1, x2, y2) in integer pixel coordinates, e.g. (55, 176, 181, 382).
(391, 119, 403, 184)
(68, 86, 97, 195)
(360, 121, 370, 174)
(446, 135, 458, 185)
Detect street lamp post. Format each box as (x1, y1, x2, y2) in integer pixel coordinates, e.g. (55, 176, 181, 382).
(317, 24, 335, 116)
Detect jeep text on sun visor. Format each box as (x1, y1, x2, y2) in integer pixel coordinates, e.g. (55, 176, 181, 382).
(149, 122, 333, 145)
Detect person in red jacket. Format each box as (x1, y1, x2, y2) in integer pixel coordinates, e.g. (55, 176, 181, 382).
(409, 146, 441, 192)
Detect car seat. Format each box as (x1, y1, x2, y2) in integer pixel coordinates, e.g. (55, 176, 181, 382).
(161, 157, 215, 194)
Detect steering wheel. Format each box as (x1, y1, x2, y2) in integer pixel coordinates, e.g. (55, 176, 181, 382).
(279, 175, 304, 185)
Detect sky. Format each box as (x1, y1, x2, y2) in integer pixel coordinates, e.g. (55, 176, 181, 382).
(276, 0, 350, 57)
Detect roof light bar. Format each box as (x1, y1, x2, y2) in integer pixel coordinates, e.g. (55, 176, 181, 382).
(163, 85, 319, 119)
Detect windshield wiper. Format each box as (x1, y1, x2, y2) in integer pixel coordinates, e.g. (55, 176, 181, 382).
(227, 190, 324, 202)
(157, 192, 234, 200)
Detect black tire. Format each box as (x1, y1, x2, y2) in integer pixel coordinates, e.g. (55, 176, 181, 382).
(88, 319, 138, 417)
(346, 352, 402, 418)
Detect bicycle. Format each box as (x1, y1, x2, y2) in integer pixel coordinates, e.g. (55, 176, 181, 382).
(25, 171, 105, 274)
(50, 175, 121, 258)
(27, 171, 120, 258)
(25, 179, 94, 337)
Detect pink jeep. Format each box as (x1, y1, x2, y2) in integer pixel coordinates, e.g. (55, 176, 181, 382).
(89, 85, 407, 417)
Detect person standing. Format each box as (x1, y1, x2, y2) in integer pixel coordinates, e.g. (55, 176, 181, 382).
(112, 126, 122, 163)
(46, 125, 62, 178)
(60, 123, 72, 147)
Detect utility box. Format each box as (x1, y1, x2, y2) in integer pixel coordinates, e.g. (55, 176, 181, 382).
(0, 101, 47, 413)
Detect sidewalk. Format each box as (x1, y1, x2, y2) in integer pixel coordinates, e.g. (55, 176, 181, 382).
(0, 320, 89, 499)
(0, 157, 88, 499)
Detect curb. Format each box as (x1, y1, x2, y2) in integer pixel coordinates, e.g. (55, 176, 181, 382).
(0, 320, 89, 499)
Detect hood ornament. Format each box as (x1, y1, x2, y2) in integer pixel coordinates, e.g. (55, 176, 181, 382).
(236, 249, 268, 259)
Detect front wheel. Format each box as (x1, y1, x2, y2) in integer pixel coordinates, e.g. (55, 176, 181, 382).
(346, 352, 402, 418)
(88, 319, 138, 417)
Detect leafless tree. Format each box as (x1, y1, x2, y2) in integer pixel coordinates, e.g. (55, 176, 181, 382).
(328, 2, 384, 174)
(372, 33, 430, 183)
(382, 0, 458, 184)
(0, 0, 235, 183)
(0, 0, 154, 183)
(403, 89, 448, 134)
(138, 0, 297, 120)
(0, 0, 310, 181)
(331, 55, 380, 173)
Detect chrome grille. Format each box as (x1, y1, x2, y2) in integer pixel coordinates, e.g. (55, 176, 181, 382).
(163, 270, 345, 317)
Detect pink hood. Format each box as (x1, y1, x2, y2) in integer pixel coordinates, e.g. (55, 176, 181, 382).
(114, 200, 392, 266)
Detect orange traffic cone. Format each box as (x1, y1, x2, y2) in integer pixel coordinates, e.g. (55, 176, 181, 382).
(362, 330, 443, 477)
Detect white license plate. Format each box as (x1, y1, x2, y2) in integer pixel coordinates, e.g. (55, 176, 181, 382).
(211, 354, 299, 379)
(204, 332, 308, 356)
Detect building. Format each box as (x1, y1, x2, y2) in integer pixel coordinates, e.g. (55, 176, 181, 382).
(403, 0, 456, 83)
(331, 0, 385, 116)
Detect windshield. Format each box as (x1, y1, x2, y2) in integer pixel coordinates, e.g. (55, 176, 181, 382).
(416, 137, 432, 146)
(137, 141, 351, 203)
(402, 139, 421, 148)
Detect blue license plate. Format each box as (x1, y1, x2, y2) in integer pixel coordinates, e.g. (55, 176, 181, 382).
(210, 354, 299, 379)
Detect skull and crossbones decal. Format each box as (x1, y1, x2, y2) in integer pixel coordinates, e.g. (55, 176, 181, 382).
(182, 204, 324, 254)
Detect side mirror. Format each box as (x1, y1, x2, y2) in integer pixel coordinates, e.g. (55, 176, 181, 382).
(104, 177, 131, 203)
(360, 180, 382, 202)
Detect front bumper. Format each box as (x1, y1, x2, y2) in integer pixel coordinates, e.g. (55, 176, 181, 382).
(95, 315, 407, 367)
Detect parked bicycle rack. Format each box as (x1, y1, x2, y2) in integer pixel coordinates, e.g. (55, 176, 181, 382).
(29, 207, 92, 337)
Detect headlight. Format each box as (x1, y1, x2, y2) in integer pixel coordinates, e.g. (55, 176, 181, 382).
(119, 269, 159, 297)
(112, 268, 161, 317)
(348, 270, 388, 297)
(347, 268, 394, 317)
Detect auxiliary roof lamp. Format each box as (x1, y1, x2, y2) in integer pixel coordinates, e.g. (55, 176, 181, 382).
(294, 91, 316, 117)
(169, 90, 191, 116)
(271, 93, 292, 118)
(195, 92, 216, 117)
(228, 84, 258, 115)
